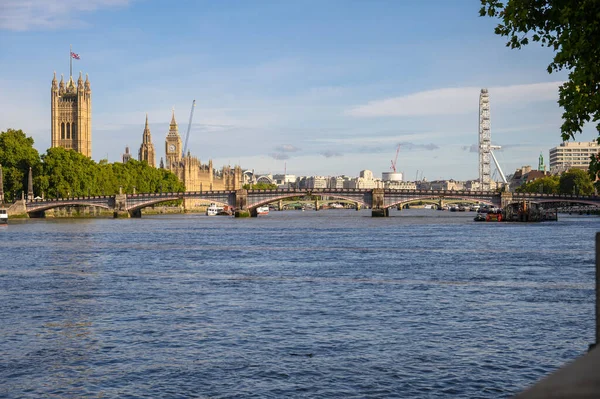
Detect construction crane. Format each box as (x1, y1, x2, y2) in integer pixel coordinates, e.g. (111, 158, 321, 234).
(182, 99, 196, 158)
(390, 144, 400, 172)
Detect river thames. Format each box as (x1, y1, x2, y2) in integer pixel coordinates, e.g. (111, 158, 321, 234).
(0, 209, 596, 398)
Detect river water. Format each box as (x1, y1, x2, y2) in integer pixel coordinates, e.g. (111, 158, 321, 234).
(0, 209, 597, 398)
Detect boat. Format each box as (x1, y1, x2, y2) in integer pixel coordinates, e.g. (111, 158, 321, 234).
(256, 206, 269, 216)
(0, 208, 7, 225)
(206, 203, 223, 216)
(486, 208, 503, 222)
(474, 214, 486, 222)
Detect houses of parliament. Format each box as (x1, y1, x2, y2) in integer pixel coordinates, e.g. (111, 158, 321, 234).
(51, 71, 243, 201)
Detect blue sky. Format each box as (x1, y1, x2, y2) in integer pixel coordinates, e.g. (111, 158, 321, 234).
(0, 0, 596, 180)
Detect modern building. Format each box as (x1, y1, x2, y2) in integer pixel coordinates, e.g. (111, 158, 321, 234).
(51, 71, 92, 157)
(549, 141, 600, 174)
(382, 172, 403, 182)
(138, 114, 156, 167)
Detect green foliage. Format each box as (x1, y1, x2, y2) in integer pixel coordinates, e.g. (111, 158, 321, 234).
(589, 152, 600, 192)
(480, 0, 600, 142)
(243, 183, 278, 190)
(0, 129, 41, 201)
(559, 168, 595, 195)
(0, 129, 184, 200)
(516, 175, 560, 194)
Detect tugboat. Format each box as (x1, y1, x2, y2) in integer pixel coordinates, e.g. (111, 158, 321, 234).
(0, 208, 7, 225)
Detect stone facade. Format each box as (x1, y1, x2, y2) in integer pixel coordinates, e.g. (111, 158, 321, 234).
(51, 71, 92, 157)
(138, 114, 156, 167)
(164, 110, 243, 208)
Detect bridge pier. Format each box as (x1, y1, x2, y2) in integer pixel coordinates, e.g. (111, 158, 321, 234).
(278, 200, 283, 211)
(113, 211, 129, 218)
(315, 198, 319, 211)
(129, 209, 142, 218)
(235, 210, 250, 218)
(372, 208, 389, 217)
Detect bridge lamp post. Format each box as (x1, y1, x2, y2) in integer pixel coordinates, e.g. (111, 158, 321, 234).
(133, 186, 136, 195)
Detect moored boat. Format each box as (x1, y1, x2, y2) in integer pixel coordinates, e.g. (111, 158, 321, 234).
(0, 208, 7, 225)
(256, 206, 269, 216)
(206, 203, 223, 216)
(474, 214, 486, 222)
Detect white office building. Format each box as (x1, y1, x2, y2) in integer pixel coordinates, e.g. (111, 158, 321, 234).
(549, 141, 599, 174)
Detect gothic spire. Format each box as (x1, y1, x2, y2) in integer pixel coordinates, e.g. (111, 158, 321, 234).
(170, 108, 177, 127)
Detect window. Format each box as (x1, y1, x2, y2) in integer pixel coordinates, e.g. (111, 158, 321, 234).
(66, 123, 70, 139)
(72, 123, 77, 140)
(61, 123, 65, 139)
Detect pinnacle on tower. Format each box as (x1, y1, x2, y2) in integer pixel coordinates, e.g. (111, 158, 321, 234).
(170, 108, 177, 126)
(145, 113, 149, 129)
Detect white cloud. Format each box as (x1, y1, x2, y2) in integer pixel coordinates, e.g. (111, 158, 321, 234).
(0, 0, 130, 31)
(346, 81, 563, 118)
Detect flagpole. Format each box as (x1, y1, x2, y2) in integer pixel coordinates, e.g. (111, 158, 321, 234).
(69, 44, 72, 78)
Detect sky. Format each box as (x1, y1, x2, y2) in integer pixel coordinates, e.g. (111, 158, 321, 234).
(0, 0, 597, 181)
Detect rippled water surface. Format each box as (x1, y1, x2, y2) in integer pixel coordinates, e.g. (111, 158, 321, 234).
(0, 209, 597, 398)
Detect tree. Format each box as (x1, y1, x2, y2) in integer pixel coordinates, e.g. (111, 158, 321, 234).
(243, 183, 278, 190)
(480, 1, 600, 142)
(0, 129, 41, 201)
(516, 175, 560, 194)
(559, 168, 594, 195)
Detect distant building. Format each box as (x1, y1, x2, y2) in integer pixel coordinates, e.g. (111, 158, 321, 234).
(306, 176, 328, 189)
(549, 141, 599, 174)
(329, 176, 345, 189)
(382, 172, 403, 182)
(384, 181, 416, 190)
(509, 165, 549, 191)
(359, 170, 374, 180)
(122, 146, 132, 163)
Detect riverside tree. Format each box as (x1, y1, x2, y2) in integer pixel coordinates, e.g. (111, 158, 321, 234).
(0, 129, 41, 201)
(0, 129, 184, 200)
(480, 0, 600, 186)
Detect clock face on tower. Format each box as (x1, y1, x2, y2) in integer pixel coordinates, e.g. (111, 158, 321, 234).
(169, 144, 175, 152)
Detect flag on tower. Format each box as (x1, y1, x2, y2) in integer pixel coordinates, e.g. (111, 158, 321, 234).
(70, 51, 80, 60)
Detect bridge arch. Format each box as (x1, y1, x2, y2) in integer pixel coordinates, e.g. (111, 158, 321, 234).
(26, 201, 112, 215)
(247, 191, 369, 209)
(386, 195, 497, 210)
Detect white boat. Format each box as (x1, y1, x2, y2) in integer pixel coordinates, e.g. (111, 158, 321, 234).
(206, 203, 223, 216)
(256, 206, 269, 216)
(0, 208, 7, 225)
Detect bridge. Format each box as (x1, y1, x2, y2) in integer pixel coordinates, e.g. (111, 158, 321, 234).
(14, 188, 600, 218)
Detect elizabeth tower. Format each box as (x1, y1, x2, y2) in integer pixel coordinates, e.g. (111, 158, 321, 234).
(51, 71, 92, 157)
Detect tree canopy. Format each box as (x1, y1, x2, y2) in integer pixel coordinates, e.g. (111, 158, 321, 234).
(243, 183, 279, 190)
(516, 175, 560, 194)
(559, 168, 595, 195)
(0, 129, 41, 201)
(480, 0, 600, 142)
(0, 128, 184, 201)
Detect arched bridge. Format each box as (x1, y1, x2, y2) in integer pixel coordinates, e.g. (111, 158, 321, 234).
(21, 188, 600, 217)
